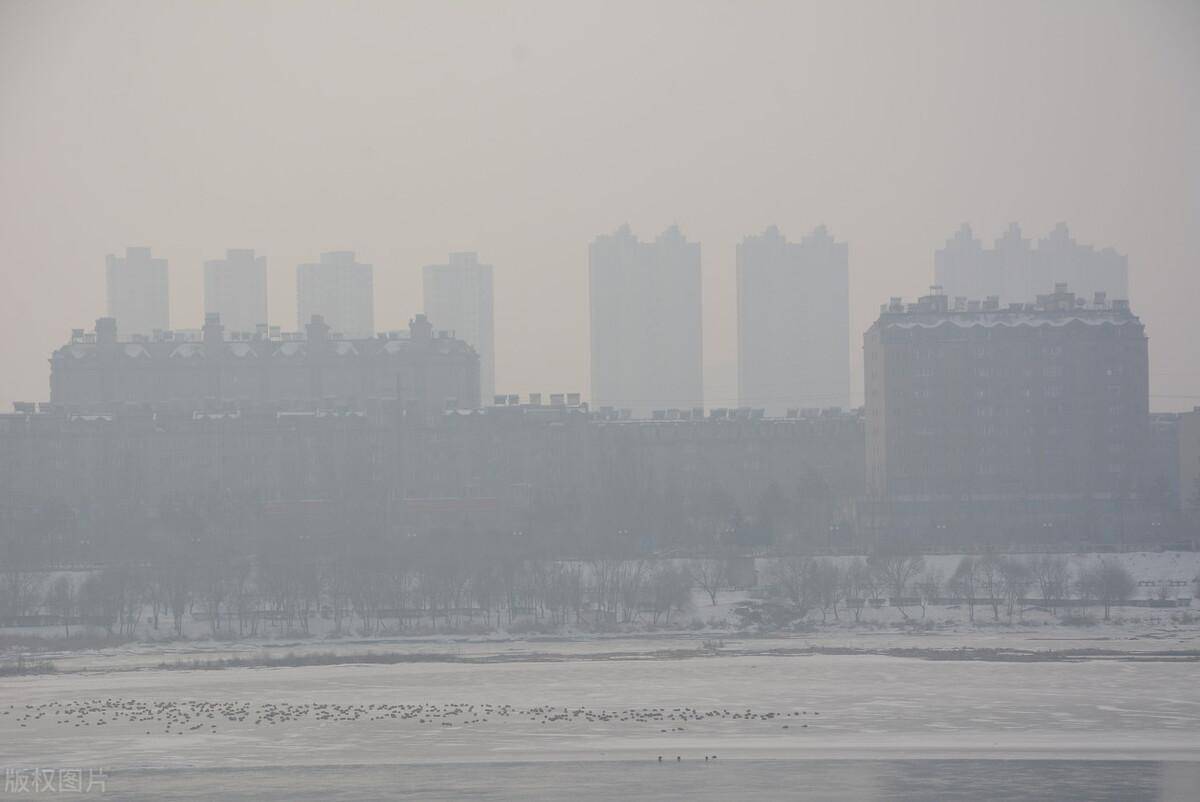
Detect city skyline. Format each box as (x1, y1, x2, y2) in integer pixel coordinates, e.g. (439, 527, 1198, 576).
(2, 2, 1196, 413)
(35, 225, 1152, 414)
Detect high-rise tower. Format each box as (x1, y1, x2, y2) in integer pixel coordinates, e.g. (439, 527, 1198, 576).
(204, 249, 267, 334)
(423, 252, 495, 401)
(589, 225, 702, 417)
(935, 223, 1128, 304)
(296, 251, 374, 338)
(105, 246, 169, 336)
(737, 225, 850, 414)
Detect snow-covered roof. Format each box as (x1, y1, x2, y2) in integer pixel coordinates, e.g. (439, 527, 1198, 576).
(885, 315, 1136, 331)
(227, 343, 256, 358)
(169, 343, 205, 359)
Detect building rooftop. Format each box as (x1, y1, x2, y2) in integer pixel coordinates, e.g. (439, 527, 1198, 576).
(53, 313, 477, 363)
(874, 284, 1138, 330)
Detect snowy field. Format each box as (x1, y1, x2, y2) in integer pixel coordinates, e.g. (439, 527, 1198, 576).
(8, 607, 1200, 677)
(2, 550, 1199, 799)
(5, 653, 1200, 767)
(3, 645, 1200, 799)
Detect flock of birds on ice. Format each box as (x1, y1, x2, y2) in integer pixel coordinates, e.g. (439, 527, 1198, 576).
(5, 698, 822, 761)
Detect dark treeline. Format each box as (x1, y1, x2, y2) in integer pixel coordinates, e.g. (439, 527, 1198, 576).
(1, 483, 1156, 640)
(4, 538, 698, 639)
(756, 552, 1144, 625)
(0, 487, 704, 638)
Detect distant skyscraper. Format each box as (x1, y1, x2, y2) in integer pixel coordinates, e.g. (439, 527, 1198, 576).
(296, 251, 374, 338)
(204, 249, 267, 334)
(589, 225, 702, 417)
(423, 252, 495, 401)
(935, 222, 1128, 304)
(737, 226, 850, 414)
(105, 246, 169, 336)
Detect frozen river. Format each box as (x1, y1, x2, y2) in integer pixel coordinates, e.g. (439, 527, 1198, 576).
(2, 648, 1199, 799)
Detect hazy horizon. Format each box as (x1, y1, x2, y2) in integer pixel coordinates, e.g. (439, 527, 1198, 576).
(2, 0, 1197, 410)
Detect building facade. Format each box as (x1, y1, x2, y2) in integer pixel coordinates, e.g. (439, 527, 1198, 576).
(105, 246, 169, 336)
(1181, 408, 1200, 518)
(935, 223, 1129, 305)
(0, 400, 864, 560)
(863, 285, 1153, 544)
(589, 225, 703, 417)
(737, 225, 849, 414)
(1147, 412, 1182, 512)
(48, 313, 480, 412)
(204, 249, 268, 335)
(423, 252, 495, 401)
(296, 251, 374, 339)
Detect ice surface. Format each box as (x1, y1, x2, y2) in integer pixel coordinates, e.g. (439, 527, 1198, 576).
(3, 653, 1198, 772)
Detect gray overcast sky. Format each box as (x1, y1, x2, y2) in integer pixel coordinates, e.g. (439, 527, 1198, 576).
(1, 0, 1197, 410)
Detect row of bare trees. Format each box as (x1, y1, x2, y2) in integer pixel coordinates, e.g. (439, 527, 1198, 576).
(757, 551, 1142, 623)
(2, 531, 700, 638)
(1, 530, 1153, 639)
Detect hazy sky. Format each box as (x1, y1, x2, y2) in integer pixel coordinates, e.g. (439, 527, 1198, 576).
(2, 0, 1197, 410)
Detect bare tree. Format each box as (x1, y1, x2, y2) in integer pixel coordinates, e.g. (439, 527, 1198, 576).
(914, 568, 943, 619)
(89, 565, 146, 637)
(645, 565, 693, 625)
(197, 548, 232, 638)
(868, 548, 925, 619)
(1029, 554, 1072, 613)
(997, 557, 1032, 621)
(163, 562, 192, 637)
(0, 554, 42, 620)
(809, 559, 841, 623)
(688, 559, 726, 606)
(231, 556, 258, 637)
(539, 561, 580, 625)
(586, 558, 623, 625)
(949, 556, 980, 623)
(78, 571, 123, 634)
(45, 575, 76, 636)
(470, 563, 503, 628)
(842, 557, 871, 622)
(976, 554, 1004, 621)
(1078, 560, 1136, 620)
(616, 560, 649, 624)
(765, 555, 812, 610)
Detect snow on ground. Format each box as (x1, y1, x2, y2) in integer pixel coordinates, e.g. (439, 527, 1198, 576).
(1, 554, 1197, 798)
(2, 551, 1197, 675)
(8, 612, 1200, 676)
(2, 652, 1199, 773)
